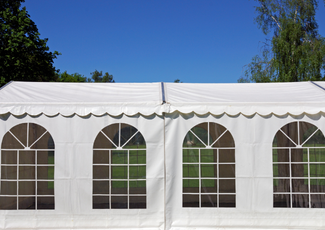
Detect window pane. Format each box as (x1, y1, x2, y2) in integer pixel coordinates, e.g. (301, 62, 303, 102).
(37, 181, 54, 195)
(93, 166, 109, 179)
(120, 124, 137, 147)
(1, 166, 17, 179)
(191, 124, 208, 146)
(281, 122, 298, 145)
(0, 181, 17, 195)
(37, 197, 54, 209)
(219, 179, 235, 193)
(212, 131, 235, 148)
(183, 194, 199, 207)
(129, 196, 146, 209)
(28, 123, 46, 147)
(311, 194, 325, 208)
(0, 197, 16, 209)
(129, 150, 146, 164)
(310, 179, 325, 193)
(111, 166, 127, 179)
(200, 149, 216, 163)
(309, 148, 325, 162)
(93, 181, 109, 194)
(273, 149, 289, 162)
(201, 194, 217, 207)
(111, 181, 127, 194)
(201, 179, 217, 193)
(19, 166, 35, 179)
(291, 164, 308, 177)
(1, 150, 17, 164)
(273, 179, 290, 192)
(219, 149, 235, 163)
(129, 181, 146, 194)
(30, 132, 54, 150)
(291, 149, 307, 162)
(1, 132, 24, 149)
(302, 128, 325, 147)
(274, 194, 290, 208)
(124, 132, 146, 149)
(183, 149, 199, 163)
(292, 179, 308, 192)
(19, 150, 35, 164)
(111, 150, 127, 164)
(219, 164, 235, 178)
(101, 123, 119, 147)
(37, 166, 54, 180)
(183, 132, 206, 148)
(183, 164, 199, 178)
(93, 132, 115, 149)
(18, 196, 35, 209)
(111, 196, 127, 209)
(10, 123, 27, 147)
(219, 195, 236, 207)
(273, 164, 290, 177)
(129, 166, 146, 179)
(292, 194, 309, 208)
(19, 181, 35, 195)
(201, 164, 217, 178)
(37, 151, 54, 164)
(93, 196, 109, 209)
(93, 150, 109, 164)
(183, 179, 199, 193)
(310, 164, 325, 177)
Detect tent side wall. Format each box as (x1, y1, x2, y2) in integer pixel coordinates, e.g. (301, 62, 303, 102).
(1, 82, 325, 229)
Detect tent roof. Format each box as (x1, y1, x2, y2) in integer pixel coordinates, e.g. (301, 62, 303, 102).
(1, 81, 325, 116)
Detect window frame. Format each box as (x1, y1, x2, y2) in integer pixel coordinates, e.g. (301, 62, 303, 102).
(92, 123, 147, 209)
(182, 122, 236, 208)
(0, 123, 55, 210)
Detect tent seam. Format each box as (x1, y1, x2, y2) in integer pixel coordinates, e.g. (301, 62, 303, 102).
(309, 81, 325, 93)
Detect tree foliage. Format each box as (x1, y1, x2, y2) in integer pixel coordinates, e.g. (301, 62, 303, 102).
(239, 0, 325, 82)
(90, 70, 115, 82)
(0, 0, 60, 87)
(56, 71, 88, 82)
(57, 70, 115, 83)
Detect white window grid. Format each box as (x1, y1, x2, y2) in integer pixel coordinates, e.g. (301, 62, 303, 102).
(93, 123, 146, 209)
(182, 147, 236, 208)
(273, 121, 325, 208)
(93, 148, 146, 207)
(1, 122, 55, 210)
(182, 122, 236, 208)
(273, 147, 325, 208)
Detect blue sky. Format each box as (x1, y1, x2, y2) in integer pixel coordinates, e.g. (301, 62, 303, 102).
(22, 0, 325, 83)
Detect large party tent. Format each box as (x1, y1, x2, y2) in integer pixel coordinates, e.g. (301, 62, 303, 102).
(0, 81, 325, 229)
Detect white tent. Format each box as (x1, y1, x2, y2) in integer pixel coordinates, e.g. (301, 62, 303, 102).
(0, 81, 325, 230)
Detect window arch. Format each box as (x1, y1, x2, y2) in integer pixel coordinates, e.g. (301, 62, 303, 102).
(0, 123, 55, 210)
(182, 122, 235, 208)
(273, 121, 325, 208)
(93, 123, 146, 209)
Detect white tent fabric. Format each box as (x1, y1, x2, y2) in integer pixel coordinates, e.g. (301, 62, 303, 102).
(1, 81, 325, 116)
(0, 81, 164, 116)
(164, 81, 325, 116)
(1, 81, 325, 230)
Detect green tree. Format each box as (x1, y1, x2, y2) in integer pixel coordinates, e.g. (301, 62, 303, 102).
(0, 0, 60, 87)
(239, 0, 325, 83)
(56, 71, 87, 82)
(90, 70, 114, 82)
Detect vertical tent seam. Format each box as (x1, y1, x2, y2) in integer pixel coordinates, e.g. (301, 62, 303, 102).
(161, 82, 166, 104)
(310, 81, 325, 92)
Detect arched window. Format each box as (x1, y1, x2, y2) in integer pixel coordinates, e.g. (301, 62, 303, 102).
(93, 123, 146, 209)
(273, 121, 325, 208)
(182, 122, 235, 208)
(0, 123, 55, 210)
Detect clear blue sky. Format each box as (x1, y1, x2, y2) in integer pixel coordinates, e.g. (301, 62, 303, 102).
(22, 0, 325, 83)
